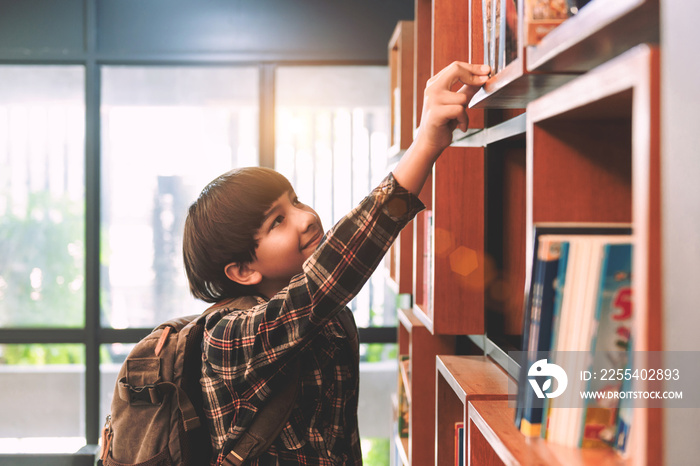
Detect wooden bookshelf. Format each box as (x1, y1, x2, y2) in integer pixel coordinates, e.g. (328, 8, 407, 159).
(468, 400, 630, 465)
(388, 0, 662, 463)
(397, 307, 455, 466)
(389, 20, 415, 159)
(526, 0, 659, 73)
(436, 356, 513, 466)
(527, 44, 661, 465)
(468, 0, 579, 109)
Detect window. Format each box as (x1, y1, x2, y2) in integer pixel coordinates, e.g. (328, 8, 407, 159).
(100, 66, 259, 329)
(0, 65, 86, 452)
(275, 66, 396, 328)
(276, 66, 397, 465)
(0, 63, 397, 465)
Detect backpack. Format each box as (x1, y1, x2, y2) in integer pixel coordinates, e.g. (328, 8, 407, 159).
(98, 296, 300, 466)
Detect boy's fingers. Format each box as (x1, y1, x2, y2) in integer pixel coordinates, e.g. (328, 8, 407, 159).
(439, 62, 490, 89)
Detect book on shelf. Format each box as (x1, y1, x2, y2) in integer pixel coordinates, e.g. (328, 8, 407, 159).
(455, 421, 464, 466)
(397, 355, 410, 438)
(545, 235, 632, 448)
(483, 0, 494, 72)
(423, 210, 434, 316)
(581, 243, 633, 449)
(504, 0, 519, 68)
(523, 0, 578, 46)
(515, 234, 567, 437)
(514, 224, 633, 449)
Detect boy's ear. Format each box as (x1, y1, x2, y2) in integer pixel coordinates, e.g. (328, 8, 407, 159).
(224, 262, 262, 286)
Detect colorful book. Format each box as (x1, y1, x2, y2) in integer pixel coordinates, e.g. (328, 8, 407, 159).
(580, 243, 633, 448)
(517, 236, 566, 437)
(455, 421, 464, 466)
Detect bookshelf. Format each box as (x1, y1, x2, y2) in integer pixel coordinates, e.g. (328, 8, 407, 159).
(388, 0, 661, 464)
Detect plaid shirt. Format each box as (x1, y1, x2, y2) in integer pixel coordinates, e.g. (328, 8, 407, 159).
(201, 174, 424, 465)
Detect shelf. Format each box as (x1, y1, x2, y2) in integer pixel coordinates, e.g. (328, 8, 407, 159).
(452, 113, 526, 147)
(394, 432, 409, 466)
(389, 21, 415, 152)
(527, 0, 659, 73)
(397, 307, 455, 466)
(526, 44, 661, 465)
(436, 355, 513, 466)
(469, 56, 578, 109)
(436, 355, 513, 403)
(468, 400, 630, 466)
(411, 147, 486, 336)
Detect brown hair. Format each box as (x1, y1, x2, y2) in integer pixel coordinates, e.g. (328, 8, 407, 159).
(183, 167, 293, 302)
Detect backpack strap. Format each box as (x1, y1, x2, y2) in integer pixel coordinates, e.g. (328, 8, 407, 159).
(219, 304, 358, 466)
(222, 360, 301, 466)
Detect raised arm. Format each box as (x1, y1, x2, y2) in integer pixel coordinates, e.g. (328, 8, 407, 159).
(392, 61, 490, 195)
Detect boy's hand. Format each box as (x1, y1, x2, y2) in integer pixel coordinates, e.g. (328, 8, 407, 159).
(414, 61, 490, 158)
(391, 62, 490, 196)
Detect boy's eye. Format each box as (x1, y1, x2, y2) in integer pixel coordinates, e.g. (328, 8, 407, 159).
(271, 215, 284, 229)
(292, 196, 301, 206)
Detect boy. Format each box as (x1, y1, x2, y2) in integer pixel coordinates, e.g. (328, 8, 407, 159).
(182, 62, 490, 465)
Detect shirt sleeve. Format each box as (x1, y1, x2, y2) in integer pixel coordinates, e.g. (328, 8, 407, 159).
(203, 173, 424, 395)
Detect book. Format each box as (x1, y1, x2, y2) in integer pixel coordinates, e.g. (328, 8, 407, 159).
(483, 0, 494, 71)
(493, 0, 504, 74)
(524, 0, 576, 46)
(544, 235, 632, 447)
(504, 0, 519, 67)
(397, 355, 410, 438)
(580, 243, 633, 448)
(455, 421, 464, 466)
(423, 210, 434, 317)
(516, 235, 566, 437)
(514, 224, 632, 444)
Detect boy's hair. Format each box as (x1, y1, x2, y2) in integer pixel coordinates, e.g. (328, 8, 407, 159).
(183, 167, 293, 302)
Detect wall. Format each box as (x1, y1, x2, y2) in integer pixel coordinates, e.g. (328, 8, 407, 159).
(661, 0, 700, 464)
(0, 0, 414, 62)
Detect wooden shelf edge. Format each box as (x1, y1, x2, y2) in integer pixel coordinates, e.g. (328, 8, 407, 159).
(411, 302, 435, 334)
(468, 400, 631, 466)
(398, 306, 424, 332)
(452, 113, 527, 148)
(527, 44, 658, 124)
(386, 274, 401, 296)
(470, 62, 579, 109)
(436, 355, 514, 401)
(527, 0, 659, 73)
(393, 431, 410, 466)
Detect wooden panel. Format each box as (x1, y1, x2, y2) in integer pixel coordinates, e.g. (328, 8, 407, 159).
(413, 173, 433, 329)
(436, 374, 466, 466)
(409, 323, 455, 466)
(414, 0, 432, 131)
(469, 419, 507, 466)
(389, 21, 415, 154)
(531, 119, 632, 225)
(433, 0, 485, 128)
(432, 147, 486, 335)
(485, 140, 527, 338)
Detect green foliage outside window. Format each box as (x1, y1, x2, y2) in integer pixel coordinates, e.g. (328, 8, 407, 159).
(0, 192, 84, 328)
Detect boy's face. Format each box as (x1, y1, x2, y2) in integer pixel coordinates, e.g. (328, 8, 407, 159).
(247, 190, 324, 295)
